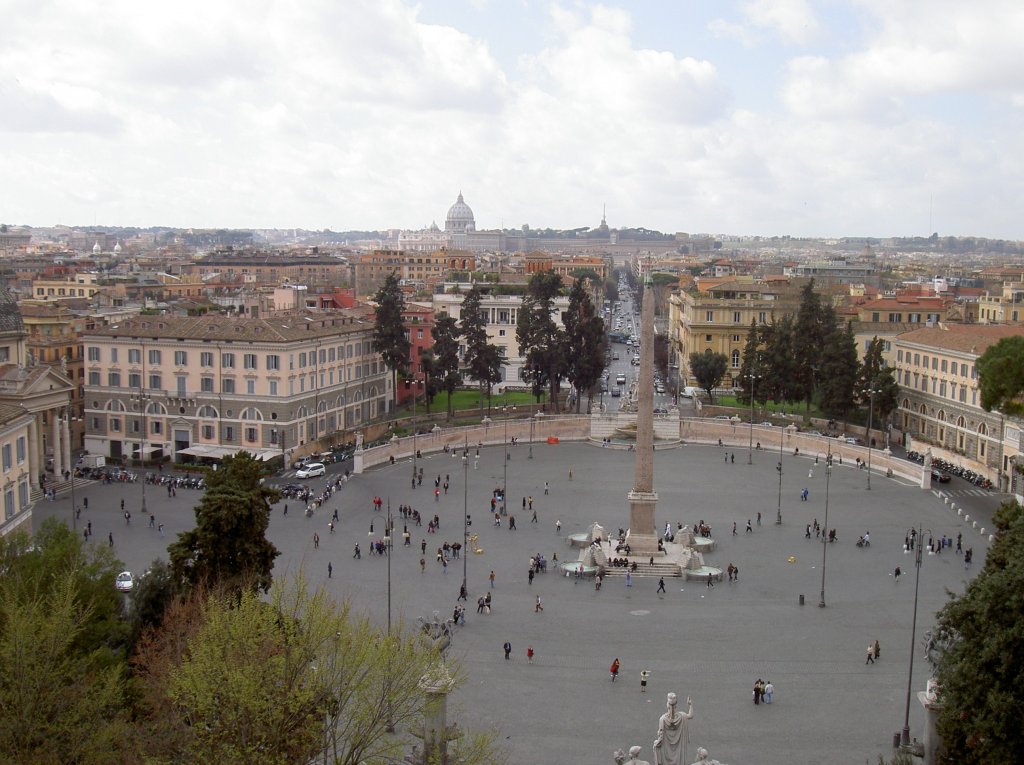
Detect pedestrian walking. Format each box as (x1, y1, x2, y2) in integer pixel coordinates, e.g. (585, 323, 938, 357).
(544, 481, 549, 495)
(531, 508, 538, 523)
(120, 498, 124, 511)
(756, 512, 761, 526)
(83, 497, 88, 510)
(556, 519, 562, 533)
(753, 679, 762, 704)
(894, 565, 901, 581)
(459, 584, 467, 601)
(746, 519, 753, 533)
(874, 639, 881, 660)
(610, 658, 620, 681)
(640, 669, 649, 693)
(489, 570, 496, 588)
(328, 521, 335, 534)
(504, 641, 512, 660)
(805, 524, 811, 538)
(535, 595, 543, 612)
(328, 562, 333, 578)
(730, 453, 735, 463)
(528, 569, 535, 586)
(625, 571, 632, 588)
(528, 496, 533, 510)
(313, 533, 320, 549)
(866, 644, 875, 664)
(707, 573, 714, 588)
(108, 532, 113, 547)
(353, 544, 361, 559)
(657, 577, 666, 594)
(284, 504, 288, 516)
(149, 514, 155, 528)
(764, 680, 774, 703)
(87, 521, 92, 537)
(157, 523, 163, 537)
(420, 557, 426, 573)
(509, 516, 517, 530)
(527, 645, 534, 664)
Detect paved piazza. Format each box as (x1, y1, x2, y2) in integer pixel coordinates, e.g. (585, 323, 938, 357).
(38, 439, 1000, 765)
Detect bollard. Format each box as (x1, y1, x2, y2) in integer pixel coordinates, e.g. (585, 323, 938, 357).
(957, 508, 963, 517)
(980, 528, 986, 536)
(990, 534, 995, 542)
(964, 514, 970, 523)
(972, 521, 978, 529)
(943, 497, 949, 505)
(799, 593, 805, 606)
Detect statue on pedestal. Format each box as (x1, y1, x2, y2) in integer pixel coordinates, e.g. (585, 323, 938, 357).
(614, 745, 650, 765)
(653, 693, 693, 765)
(689, 746, 727, 765)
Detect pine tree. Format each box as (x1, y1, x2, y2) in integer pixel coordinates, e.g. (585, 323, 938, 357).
(431, 313, 462, 419)
(792, 280, 831, 410)
(817, 319, 860, 420)
(516, 271, 568, 410)
(564, 278, 605, 413)
(460, 286, 494, 409)
(372, 272, 410, 416)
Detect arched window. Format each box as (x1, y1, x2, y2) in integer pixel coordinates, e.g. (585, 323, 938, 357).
(198, 405, 218, 418)
(296, 406, 310, 419)
(105, 399, 126, 412)
(731, 350, 740, 369)
(336, 394, 346, 409)
(368, 385, 379, 399)
(902, 398, 910, 410)
(978, 423, 988, 459)
(317, 401, 328, 413)
(240, 407, 264, 421)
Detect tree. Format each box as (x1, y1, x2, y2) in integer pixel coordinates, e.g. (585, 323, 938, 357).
(0, 522, 134, 763)
(934, 500, 1024, 763)
(792, 280, 831, 409)
(564, 278, 605, 413)
(432, 313, 463, 419)
(516, 271, 568, 410)
(460, 286, 496, 409)
(977, 335, 1024, 415)
(689, 350, 728, 403)
(128, 558, 180, 647)
(169, 452, 281, 594)
(136, 574, 505, 765)
(418, 349, 439, 413)
(817, 320, 860, 420)
(372, 272, 410, 416)
(859, 337, 900, 438)
(736, 321, 766, 405)
(760, 316, 799, 406)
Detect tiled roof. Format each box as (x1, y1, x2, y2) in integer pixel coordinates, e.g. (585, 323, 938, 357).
(84, 309, 375, 342)
(0, 289, 26, 335)
(896, 324, 1024, 355)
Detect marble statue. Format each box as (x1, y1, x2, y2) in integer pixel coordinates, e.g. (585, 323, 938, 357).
(60, 356, 68, 374)
(355, 432, 364, 450)
(689, 746, 726, 765)
(653, 693, 693, 765)
(614, 746, 650, 765)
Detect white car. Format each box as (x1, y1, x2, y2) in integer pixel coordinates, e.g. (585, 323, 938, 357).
(115, 571, 134, 592)
(296, 462, 326, 479)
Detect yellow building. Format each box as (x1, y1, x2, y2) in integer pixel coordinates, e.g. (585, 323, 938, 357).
(977, 282, 1024, 324)
(893, 323, 1024, 489)
(352, 249, 475, 296)
(31, 272, 101, 301)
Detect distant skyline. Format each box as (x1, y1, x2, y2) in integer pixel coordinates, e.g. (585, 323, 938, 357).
(2, 1, 1023, 239)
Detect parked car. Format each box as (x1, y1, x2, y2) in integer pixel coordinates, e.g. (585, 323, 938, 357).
(115, 571, 134, 592)
(931, 470, 951, 484)
(296, 462, 326, 479)
(611, 388, 622, 397)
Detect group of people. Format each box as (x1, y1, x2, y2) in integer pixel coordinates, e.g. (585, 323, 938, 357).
(752, 679, 774, 704)
(865, 639, 881, 664)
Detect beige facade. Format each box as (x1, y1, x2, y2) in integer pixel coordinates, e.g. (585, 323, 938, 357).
(353, 249, 475, 296)
(432, 288, 570, 387)
(893, 323, 1024, 488)
(977, 282, 1024, 324)
(0, 403, 38, 537)
(669, 280, 803, 388)
(82, 312, 390, 464)
(32, 272, 101, 300)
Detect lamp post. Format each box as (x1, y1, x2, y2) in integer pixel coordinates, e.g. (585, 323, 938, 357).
(818, 449, 833, 608)
(134, 391, 150, 515)
(66, 406, 76, 532)
(406, 378, 423, 482)
(864, 387, 879, 490)
(746, 372, 759, 465)
(775, 426, 784, 525)
(502, 403, 515, 515)
(901, 525, 930, 748)
(385, 498, 395, 733)
(462, 451, 469, 593)
(529, 412, 535, 460)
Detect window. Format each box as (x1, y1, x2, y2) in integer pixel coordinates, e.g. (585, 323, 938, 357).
(932, 357, 938, 370)
(222, 378, 235, 394)
(18, 481, 28, 512)
(705, 310, 714, 322)
(731, 350, 740, 368)
(110, 419, 120, 432)
(16, 436, 25, 463)
(244, 353, 257, 370)
(131, 419, 140, 433)
(941, 359, 947, 373)
(151, 421, 162, 435)
(174, 350, 188, 366)
(2, 444, 11, 470)
(705, 334, 712, 342)
(732, 334, 741, 342)
(129, 373, 142, 388)
(319, 349, 326, 364)
(87, 347, 100, 361)
(4, 490, 13, 520)
(221, 353, 235, 368)
(960, 363, 968, 377)
(269, 380, 278, 396)
(148, 374, 162, 390)
(733, 311, 741, 323)
(200, 351, 214, 367)
(266, 354, 280, 370)
(202, 425, 214, 439)
(897, 350, 903, 363)
(201, 377, 214, 392)
(246, 379, 255, 394)
(245, 427, 258, 442)
(498, 329, 506, 337)
(128, 348, 141, 364)
(88, 371, 100, 385)
(299, 352, 307, 368)
(176, 376, 187, 395)
(224, 426, 234, 441)
(148, 349, 162, 365)
(108, 372, 121, 387)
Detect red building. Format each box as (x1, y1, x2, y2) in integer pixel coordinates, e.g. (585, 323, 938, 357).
(399, 304, 434, 405)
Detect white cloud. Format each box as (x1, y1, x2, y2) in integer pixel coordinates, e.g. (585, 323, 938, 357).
(742, 0, 819, 44)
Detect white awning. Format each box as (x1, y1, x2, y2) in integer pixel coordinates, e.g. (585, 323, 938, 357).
(131, 445, 162, 455)
(176, 444, 240, 459)
(256, 449, 281, 462)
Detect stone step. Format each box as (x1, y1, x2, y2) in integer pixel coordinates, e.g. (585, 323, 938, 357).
(31, 478, 98, 504)
(601, 563, 682, 578)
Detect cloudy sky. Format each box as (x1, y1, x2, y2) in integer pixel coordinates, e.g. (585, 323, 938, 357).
(2, 0, 1023, 238)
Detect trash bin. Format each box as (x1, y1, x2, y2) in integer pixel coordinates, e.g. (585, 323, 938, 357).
(799, 593, 805, 606)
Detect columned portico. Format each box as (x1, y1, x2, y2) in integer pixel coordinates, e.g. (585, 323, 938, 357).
(61, 410, 71, 477)
(50, 413, 62, 478)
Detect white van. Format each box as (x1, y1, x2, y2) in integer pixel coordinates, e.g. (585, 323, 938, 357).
(681, 386, 698, 398)
(616, 373, 627, 385)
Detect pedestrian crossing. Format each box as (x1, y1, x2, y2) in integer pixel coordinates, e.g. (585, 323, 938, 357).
(934, 488, 1000, 498)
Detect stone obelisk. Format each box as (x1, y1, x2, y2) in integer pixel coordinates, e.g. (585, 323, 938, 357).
(627, 267, 660, 554)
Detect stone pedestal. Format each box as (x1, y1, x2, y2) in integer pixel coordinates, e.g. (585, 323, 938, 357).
(917, 689, 944, 765)
(628, 490, 660, 554)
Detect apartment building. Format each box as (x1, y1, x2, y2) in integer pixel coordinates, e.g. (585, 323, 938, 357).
(352, 249, 475, 296)
(31, 272, 101, 301)
(432, 287, 570, 387)
(82, 311, 390, 464)
(977, 282, 1024, 324)
(893, 323, 1024, 488)
(669, 280, 804, 388)
(178, 252, 351, 287)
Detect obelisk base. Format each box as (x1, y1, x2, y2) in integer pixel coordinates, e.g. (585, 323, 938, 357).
(627, 490, 660, 554)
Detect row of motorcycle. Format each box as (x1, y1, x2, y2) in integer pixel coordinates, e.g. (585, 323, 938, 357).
(906, 451, 993, 488)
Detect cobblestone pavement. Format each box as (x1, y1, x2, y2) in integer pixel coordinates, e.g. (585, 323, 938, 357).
(38, 441, 998, 765)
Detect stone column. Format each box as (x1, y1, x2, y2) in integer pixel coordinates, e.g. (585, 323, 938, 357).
(61, 409, 72, 477)
(28, 415, 39, 485)
(627, 268, 660, 554)
(50, 412, 62, 478)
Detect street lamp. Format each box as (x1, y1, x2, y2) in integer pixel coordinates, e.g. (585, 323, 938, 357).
(462, 451, 469, 593)
(901, 525, 931, 748)
(406, 377, 424, 482)
(502, 403, 515, 515)
(133, 391, 151, 515)
(864, 387, 879, 490)
(745, 372, 760, 465)
(385, 498, 395, 733)
(775, 426, 784, 525)
(529, 412, 536, 460)
(818, 449, 833, 608)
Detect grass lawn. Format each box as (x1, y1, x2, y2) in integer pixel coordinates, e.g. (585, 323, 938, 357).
(714, 395, 823, 419)
(406, 389, 547, 415)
